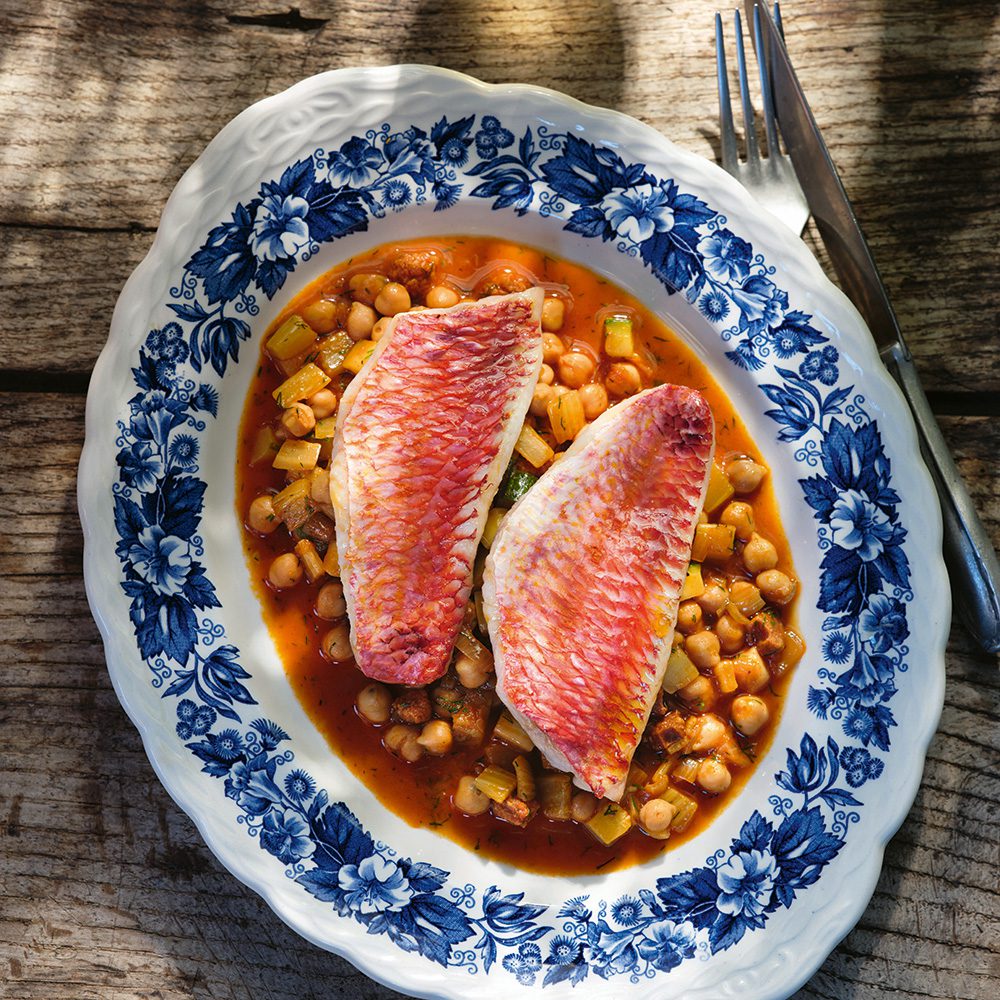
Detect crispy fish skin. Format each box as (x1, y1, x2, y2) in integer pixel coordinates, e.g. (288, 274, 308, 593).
(331, 289, 543, 685)
(483, 384, 714, 801)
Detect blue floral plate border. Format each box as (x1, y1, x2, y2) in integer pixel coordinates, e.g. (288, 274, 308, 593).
(78, 65, 948, 999)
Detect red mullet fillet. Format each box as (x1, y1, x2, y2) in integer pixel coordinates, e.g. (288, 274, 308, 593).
(483, 384, 714, 801)
(330, 289, 543, 685)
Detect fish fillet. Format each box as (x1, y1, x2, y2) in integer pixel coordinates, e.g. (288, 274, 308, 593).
(330, 289, 543, 685)
(483, 384, 714, 801)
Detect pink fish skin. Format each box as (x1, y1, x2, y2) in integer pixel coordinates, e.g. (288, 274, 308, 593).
(331, 289, 543, 685)
(483, 384, 714, 801)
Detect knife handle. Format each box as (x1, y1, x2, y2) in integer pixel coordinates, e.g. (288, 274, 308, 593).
(884, 343, 1000, 654)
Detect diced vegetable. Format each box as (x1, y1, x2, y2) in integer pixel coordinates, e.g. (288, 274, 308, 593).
(474, 590, 489, 635)
(481, 508, 505, 549)
(273, 363, 330, 408)
(497, 467, 538, 507)
(690, 523, 736, 562)
(662, 646, 699, 694)
(644, 761, 674, 798)
(770, 628, 806, 675)
(603, 314, 634, 358)
(547, 389, 585, 444)
(250, 426, 280, 465)
(268, 315, 317, 360)
(455, 629, 491, 669)
(316, 330, 354, 376)
(313, 415, 338, 439)
(514, 424, 555, 468)
(714, 659, 738, 694)
(512, 755, 536, 801)
(585, 801, 634, 845)
(538, 773, 572, 820)
(671, 756, 700, 785)
(322, 543, 340, 577)
(493, 712, 535, 752)
(704, 461, 735, 513)
(294, 539, 326, 583)
(272, 478, 314, 529)
(680, 562, 705, 600)
(272, 439, 322, 471)
(626, 762, 649, 789)
(474, 765, 516, 803)
(729, 580, 765, 617)
(661, 787, 698, 831)
(343, 339, 376, 374)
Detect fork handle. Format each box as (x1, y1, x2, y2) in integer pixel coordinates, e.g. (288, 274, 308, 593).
(884, 342, 1000, 654)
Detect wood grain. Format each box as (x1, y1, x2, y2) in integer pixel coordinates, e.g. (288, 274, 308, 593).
(1, 1, 998, 998)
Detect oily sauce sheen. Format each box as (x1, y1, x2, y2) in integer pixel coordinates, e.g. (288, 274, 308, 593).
(237, 236, 798, 875)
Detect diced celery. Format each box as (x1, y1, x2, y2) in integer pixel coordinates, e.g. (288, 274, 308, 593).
(455, 629, 492, 669)
(250, 426, 280, 465)
(661, 787, 698, 831)
(481, 507, 506, 549)
(547, 390, 585, 444)
(704, 462, 735, 513)
(644, 761, 674, 798)
(585, 801, 633, 845)
(313, 416, 338, 439)
(671, 757, 700, 785)
(272, 439, 322, 471)
(690, 522, 736, 562)
(770, 628, 806, 676)
(662, 646, 699, 694)
(473, 765, 516, 803)
(294, 538, 326, 583)
(514, 424, 555, 468)
(729, 580, 765, 617)
(680, 562, 705, 600)
(272, 478, 313, 525)
(316, 330, 354, 376)
(497, 467, 537, 507)
(492, 712, 534, 752)
(626, 762, 648, 789)
(538, 773, 572, 821)
(268, 315, 317, 361)
(512, 755, 535, 802)
(603, 314, 634, 358)
(273, 363, 330, 408)
(714, 659, 738, 694)
(343, 339, 376, 375)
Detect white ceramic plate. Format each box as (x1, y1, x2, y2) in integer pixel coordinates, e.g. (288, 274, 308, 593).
(78, 65, 947, 999)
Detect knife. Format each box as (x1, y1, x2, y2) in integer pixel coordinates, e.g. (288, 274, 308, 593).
(747, 1, 1000, 654)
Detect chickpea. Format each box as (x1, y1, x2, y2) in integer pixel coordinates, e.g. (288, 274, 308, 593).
(347, 300, 377, 341)
(247, 495, 278, 534)
(268, 552, 303, 589)
(538, 363, 555, 385)
(541, 296, 566, 332)
(697, 757, 732, 794)
(551, 383, 571, 399)
(639, 798, 677, 835)
(715, 614, 746, 655)
(383, 723, 424, 762)
(731, 695, 770, 736)
(720, 501, 756, 542)
(455, 651, 492, 689)
(316, 579, 347, 619)
(281, 401, 315, 438)
(321, 622, 353, 662)
(558, 351, 595, 388)
(697, 583, 728, 618)
(605, 362, 641, 397)
(348, 272, 388, 306)
(374, 281, 411, 317)
(742, 533, 779, 574)
(570, 791, 599, 823)
(678, 674, 716, 709)
(727, 457, 767, 494)
(685, 630, 721, 669)
(417, 719, 454, 755)
(307, 388, 337, 419)
(542, 333, 566, 366)
(454, 775, 490, 816)
(425, 284, 460, 309)
(301, 298, 339, 333)
(530, 383, 555, 417)
(578, 382, 608, 420)
(675, 601, 703, 635)
(757, 569, 797, 605)
(371, 317, 391, 342)
(688, 712, 728, 751)
(356, 682, 391, 724)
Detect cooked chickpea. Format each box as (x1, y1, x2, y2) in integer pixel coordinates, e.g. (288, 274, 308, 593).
(374, 281, 411, 316)
(551, 384, 571, 399)
(530, 383, 555, 417)
(639, 798, 676, 835)
(697, 757, 732, 794)
(384, 723, 424, 762)
(578, 382, 608, 420)
(678, 674, 716, 709)
(321, 622, 353, 662)
(307, 388, 337, 419)
(715, 614, 746, 655)
(685, 630, 721, 669)
(454, 775, 491, 816)
(417, 719, 454, 755)
(371, 317, 391, 342)
(558, 351, 595, 388)
(605, 362, 641, 396)
(247, 495, 278, 534)
(697, 583, 729, 618)
(538, 363, 555, 385)
(455, 651, 492, 689)
(742, 533, 779, 573)
(346, 300, 377, 340)
(720, 501, 756, 542)
(348, 272, 388, 306)
(731, 695, 770, 736)
(316, 579, 347, 619)
(570, 791, 599, 823)
(301, 298, 339, 333)
(541, 296, 566, 332)
(542, 333, 566, 365)
(675, 601, 703, 635)
(688, 712, 728, 751)
(727, 457, 767, 494)
(280, 401, 315, 437)
(356, 682, 391, 724)
(268, 552, 303, 589)
(757, 569, 797, 605)
(425, 284, 460, 309)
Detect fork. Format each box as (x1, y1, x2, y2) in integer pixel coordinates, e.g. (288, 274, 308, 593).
(715, 4, 810, 235)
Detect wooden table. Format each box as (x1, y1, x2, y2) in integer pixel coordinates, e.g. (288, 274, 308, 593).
(2, 1, 997, 997)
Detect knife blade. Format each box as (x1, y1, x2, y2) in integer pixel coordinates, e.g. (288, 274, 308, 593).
(748, 1, 1000, 653)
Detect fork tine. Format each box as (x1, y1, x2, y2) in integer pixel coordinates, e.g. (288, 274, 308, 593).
(752, 4, 781, 162)
(715, 12, 739, 171)
(733, 9, 760, 165)
(774, 1, 785, 40)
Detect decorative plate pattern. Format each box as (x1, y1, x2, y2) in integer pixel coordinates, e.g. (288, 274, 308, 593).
(78, 66, 947, 999)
